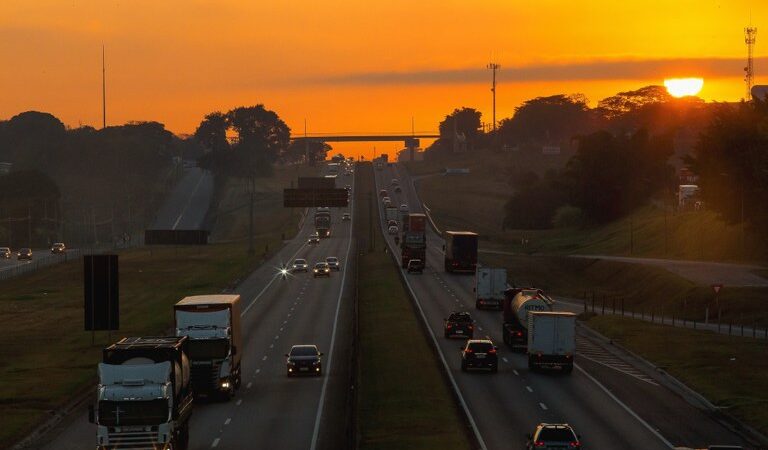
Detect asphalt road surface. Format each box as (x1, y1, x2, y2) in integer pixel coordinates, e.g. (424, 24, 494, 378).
(376, 163, 751, 450)
(36, 174, 356, 450)
(152, 166, 215, 230)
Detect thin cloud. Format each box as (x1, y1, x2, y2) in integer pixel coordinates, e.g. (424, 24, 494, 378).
(304, 57, 767, 86)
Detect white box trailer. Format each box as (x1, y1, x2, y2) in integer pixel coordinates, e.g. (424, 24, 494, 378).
(527, 311, 576, 373)
(474, 267, 507, 309)
(385, 206, 399, 222)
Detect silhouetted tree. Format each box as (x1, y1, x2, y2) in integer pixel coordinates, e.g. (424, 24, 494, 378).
(194, 112, 230, 153)
(497, 94, 596, 145)
(596, 85, 672, 120)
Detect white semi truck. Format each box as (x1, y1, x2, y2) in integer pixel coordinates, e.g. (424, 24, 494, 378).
(527, 311, 576, 373)
(89, 336, 193, 450)
(175, 295, 242, 400)
(474, 267, 507, 309)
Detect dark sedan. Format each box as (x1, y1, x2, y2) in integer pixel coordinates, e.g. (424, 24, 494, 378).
(285, 345, 323, 376)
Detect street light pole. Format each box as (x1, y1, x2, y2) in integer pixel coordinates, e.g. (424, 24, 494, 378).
(248, 176, 255, 256)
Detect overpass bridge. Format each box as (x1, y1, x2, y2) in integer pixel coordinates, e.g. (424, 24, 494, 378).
(291, 132, 439, 143)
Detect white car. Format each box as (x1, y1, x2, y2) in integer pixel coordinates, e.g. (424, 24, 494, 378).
(292, 259, 309, 272)
(388, 225, 399, 235)
(399, 204, 408, 212)
(342, 213, 351, 221)
(325, 256, 341, 271)
(391, 178, 399, 186)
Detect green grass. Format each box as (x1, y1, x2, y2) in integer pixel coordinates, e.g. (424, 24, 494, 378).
(480, 252, 768, 324)
(356, 162, 472, 450)
(584, 315, 768, 436)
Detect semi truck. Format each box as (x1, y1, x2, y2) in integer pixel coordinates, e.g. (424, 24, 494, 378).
(385, 206, 399, 223)
(89, 336, 193, 450)
(443, 231, 478, 273)
(501, 288, 554, 350)
(315, 209, 331, 238)
(401, 213, 426, 268)
(175, 294, 242, 400)
(527, 311, 576, 373)
(474, 267, 507, 309)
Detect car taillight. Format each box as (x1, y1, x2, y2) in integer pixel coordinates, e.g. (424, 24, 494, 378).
(515, 331, 523, 337)
(570, 441, 580, 447)
(534, 441, 545, 447)
(452, 261, 458, 266)
(446, 324, 452, 328)
(465, 349, 473, 353)
(468, 325, 474, 330)
(488, 348, 496, 354)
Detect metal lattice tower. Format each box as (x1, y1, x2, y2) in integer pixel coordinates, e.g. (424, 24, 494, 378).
(745, 26, 757, 100)
(487, 62, 500, 131)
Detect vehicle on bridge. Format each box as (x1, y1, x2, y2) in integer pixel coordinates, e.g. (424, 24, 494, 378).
(89, 336, 193, 450)
(174, 295, 243, 399)
(292, 259, 309, 272)
(0, 247, 10, 258)
(313, 262, 331, 277)
(502, 288, 554, 351)
(443, 231, 478, 273)
(406, 258, 424, 273)
(50, 242, 66, 254)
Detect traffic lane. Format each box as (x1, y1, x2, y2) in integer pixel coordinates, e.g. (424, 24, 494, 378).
(152, 167, 213, 230)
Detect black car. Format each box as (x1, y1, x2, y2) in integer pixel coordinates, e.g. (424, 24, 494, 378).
(17, 248, 32, 260)
(460, 339, 498, 372)
(285, 345, 323, 376)
(313, 262, 331, 277)
(407, 259, 424, 274)
(526, 423, 581, 449)
(444, 311, 474, 338)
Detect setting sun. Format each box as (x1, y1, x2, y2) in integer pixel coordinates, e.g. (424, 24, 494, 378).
(664, 78, 705, 97)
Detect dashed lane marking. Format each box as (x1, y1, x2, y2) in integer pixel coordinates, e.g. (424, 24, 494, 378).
(262, 356, 268, 361)
(224, 418, 231, 426)
(236, 399, 242, 406)
(211, 438, 220, 448)
(526, 386, 533, 393)
(246, 382, 252, 389)
(512, 369, 519, 376)
(539, 402, 548, 410)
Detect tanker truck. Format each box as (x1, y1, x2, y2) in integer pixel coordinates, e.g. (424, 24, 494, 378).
(89, 336, 193, 450)
(501, 288, 554, 350)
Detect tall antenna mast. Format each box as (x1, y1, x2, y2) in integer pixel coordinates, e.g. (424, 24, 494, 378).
(102, 45, 106, 129)
(745, 26, 757, 101)
(486, 62, 500, 131)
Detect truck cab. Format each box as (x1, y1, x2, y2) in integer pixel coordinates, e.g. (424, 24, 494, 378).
(175, 295, 242, 400)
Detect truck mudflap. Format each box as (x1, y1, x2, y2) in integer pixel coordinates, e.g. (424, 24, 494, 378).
(528, 353, 574, 373)
(475, 298, 502, 309)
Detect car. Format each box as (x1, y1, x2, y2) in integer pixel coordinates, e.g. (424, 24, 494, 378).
(387, 219, 398, 228)
(17, 248, 32, 260)
(345, 184, 352, 191)
(383, 198, 392, 207)
(394, 186, 402, 193)
(291, 258, 309, 272)
(388, 225, 399, 235)
(399, 204, 408, 212)
(51, 242, 66, 254)
(313, 262, 331, 277)
(391, 178, 399, 186)
(0, 247, 11, 259)
(382, 196, 391, 204)
(460, 339, 498, 372)
(379, 189, 388, 197)
(444, 311, 474, 338)
(325, 256, 341, 271)
(308, 233, 320, 244)
(526, 423, 581, 449)
(342, 213, 351, 221)
(285, 345, 323, 376)
(407, 259, 424, 273)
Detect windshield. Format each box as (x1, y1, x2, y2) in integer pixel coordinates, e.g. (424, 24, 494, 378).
(468, 342, 493, 352)
(537, 428, 576, 441)
(187, 339, 230, 360)
(290, 346, 318, 357)
(98, 400, 167, 426)
(294, 259, 306, 265)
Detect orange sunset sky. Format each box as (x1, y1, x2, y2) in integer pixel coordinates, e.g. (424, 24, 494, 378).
(2, 1, 767, 159)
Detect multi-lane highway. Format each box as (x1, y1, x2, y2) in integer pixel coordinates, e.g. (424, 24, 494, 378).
(37, 174, 356, 450)
(374, 163, 750, 450)
(152, 166, 215, 230)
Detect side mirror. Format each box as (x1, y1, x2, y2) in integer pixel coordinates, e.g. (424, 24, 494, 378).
(88, 405, 95, 424)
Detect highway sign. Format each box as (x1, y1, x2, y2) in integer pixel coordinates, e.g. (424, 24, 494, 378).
(84, 255, 119, 331)
(145, 229, 209, 245)
(283, 188, 348, 207)
(298, 177, 335, 189)
(711, 284, 723, 294)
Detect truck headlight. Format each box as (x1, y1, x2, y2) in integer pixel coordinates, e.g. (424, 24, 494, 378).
(220, 380, 230, 389)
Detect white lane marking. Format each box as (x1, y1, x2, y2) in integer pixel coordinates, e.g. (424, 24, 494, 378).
(262, 356, 267, 361)
(280, 327, 284, 331)
(526, 386, 533, 393)
(172, 169, 206, 230)
(274, 335, 279, 340)
(502, 357, 509, 363)
(477, 327, 483, 331)
(287, 313, 292, 318)
(255, 369, 260, 374)
(513, 369, 519, 376)
(224, 418, 231, 426)
(236, 399, 242, 406)
(309, 177, 356, 450)
(211, 437, 220, 448)
(374, 173, 488, 450)
(269, 344, 274, 349)
(283, 320, 288, 324)
(539, 402, 548, 410)
(241, 241, 309, 316)
(246, 382, 253, 389)
(575, 364, 674, 448)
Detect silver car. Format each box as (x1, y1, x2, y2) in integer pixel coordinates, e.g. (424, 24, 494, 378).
(292, 258, 309, 272)
(325, 256, 341, 271)
(0, 247, 11, 259)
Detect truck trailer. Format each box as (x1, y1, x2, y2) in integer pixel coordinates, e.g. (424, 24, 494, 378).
(90, 336, 193, 450)
(527, 311, 576, 373)
(474, 267, 507, 309)
(401, 213, 427, 268)
(501, 288, 553, 350)
(314, 210, 331, 238)
(175, 294, 242, 400)
(443, 231, 478, 273)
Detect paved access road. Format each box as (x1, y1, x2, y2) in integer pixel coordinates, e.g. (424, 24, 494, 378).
(152, 166, 215, 230)
(377, 164, 750, 450)
(37, 173, 356, 450)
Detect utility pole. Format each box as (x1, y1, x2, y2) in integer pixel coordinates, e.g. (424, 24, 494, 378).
(248, 176, 255, 256)
(487, 62, 500, 131)
(102, 45, 106, 129)
(745, 26, 757, 100)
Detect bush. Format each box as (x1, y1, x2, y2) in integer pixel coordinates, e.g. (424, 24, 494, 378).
(552, 205, 585, 229)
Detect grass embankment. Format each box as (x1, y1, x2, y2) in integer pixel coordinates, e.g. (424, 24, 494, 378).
(480, 252, 768, 324)
(210, 164, 318, 242)
(355, 162, 472, 450)
(584, 315, 768, 436)
(405, 151, 764, 262)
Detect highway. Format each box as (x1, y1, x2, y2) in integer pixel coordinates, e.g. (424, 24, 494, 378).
(375, 163, 750, 450)
(152, 166, 215, 230)
(37, 173, 356, 450)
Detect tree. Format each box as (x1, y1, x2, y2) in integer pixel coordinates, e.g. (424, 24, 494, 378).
(285, 140, 331, 165)
(194, 112, 230, 153)
(497, 94, 595, 145)
(563, 129, 674, 223)
(686, 101, 768, 238)
(438, 107, 482, 141)
(596, 85, 672, 119)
